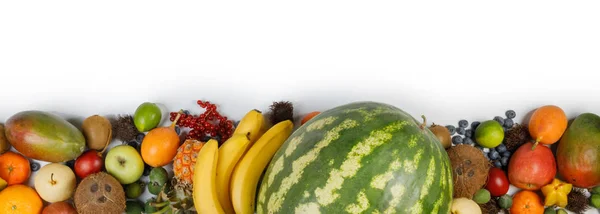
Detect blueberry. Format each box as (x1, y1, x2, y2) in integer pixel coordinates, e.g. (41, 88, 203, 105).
(506, 110, 516, 119)
(463, 138, 474, 145)
(183, 110, 191, 115)
(501, 156, 509, 166)
(489, 147, 496, 153)
(213, 135, 222, 143)
(475, 145, 484, 151)
(446, 125, 456, 135)
(65, 160, 76, 170)
(127, 141, 139, 150)
(452, 136, 464, 145)
(30, 161, 41, 172)
(465, 129, 472, 138)
(502, 151, 512, 157)
(136, 133, 145, 143)
(458, 120, 468, 128)
(175, 126, 181, 135)
(471, 121, 481, 130)
(234, 120, 241, 129)
(494, 160, 503, 168)
(201, 135, 212, 142)
(504, 118, 514, 128)
(494, 116, 505, 126)
(503, 127, 508, 133)
(496, 144, 507, 153)
(457, 127, 466, 135)
(143, 164, 152, 176)
(490, 150, 501, 160)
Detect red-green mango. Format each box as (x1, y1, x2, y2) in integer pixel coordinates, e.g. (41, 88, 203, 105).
(4, 110, 86, 163)
(557, 113, 600, 188)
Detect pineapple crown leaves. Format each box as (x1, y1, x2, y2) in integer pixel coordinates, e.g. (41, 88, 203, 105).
(148, 178, 196, 214)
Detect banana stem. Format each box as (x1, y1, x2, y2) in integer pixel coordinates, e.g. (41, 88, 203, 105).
(171, 110, 183, 129)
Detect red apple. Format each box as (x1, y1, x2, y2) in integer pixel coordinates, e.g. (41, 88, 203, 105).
(74, 150, 103, 179)
(508, 142, 556, 190)
(42, 201, 77, 214)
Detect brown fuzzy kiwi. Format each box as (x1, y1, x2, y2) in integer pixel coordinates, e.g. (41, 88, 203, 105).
(74, 172, 126, 214)
(447, 144, 491, 199)
(82, 115, 112, 151)
(429, 123, 451, 149)
(0, 124, 11, 154)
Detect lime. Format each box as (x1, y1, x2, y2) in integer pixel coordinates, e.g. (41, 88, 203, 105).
(126, 200, 145, 214)
(475, 120, 504, 148)
(473, 189, 491, 204)
(133, 102, 162, 132)
(591, 193, 600, 208)
(556, 208, 567, 214)
(544, 207, 556, 214)
(126, 181, 145, 199)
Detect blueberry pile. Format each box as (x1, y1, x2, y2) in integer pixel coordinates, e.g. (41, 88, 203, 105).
(447, 110, 518, 168)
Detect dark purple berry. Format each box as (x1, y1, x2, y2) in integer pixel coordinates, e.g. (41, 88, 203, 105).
(452, 136, 463, 145)
(494, 160, 503, 168)
(463, 138, 474, 145)
(136, 133, 145, 143)
(446, 125, 456, 135)
(175, 126, 181, 135)
(471, 121, 481, 130)
(465, 129, 473, 138)
(143, 164, 152, 176)
(501, 156, 509, 166)
(502, 151, 511, 157)
(504, 118, 514, 128)
(494, 116, 505, 126)
(458, 120, 468, 128)
(457, 127, 466, 135)
(30, 161, 41, 172)
(505, 110, 516, 119)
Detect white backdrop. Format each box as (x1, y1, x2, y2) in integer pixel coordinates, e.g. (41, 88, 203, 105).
(1, 1, 600, 213)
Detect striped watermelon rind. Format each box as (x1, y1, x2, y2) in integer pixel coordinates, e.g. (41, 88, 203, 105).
(257, 101, 453, 214)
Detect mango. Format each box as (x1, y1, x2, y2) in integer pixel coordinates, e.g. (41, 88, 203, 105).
(4, 110, 85, 163)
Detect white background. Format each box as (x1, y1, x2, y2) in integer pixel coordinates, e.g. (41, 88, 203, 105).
(1, 1, 600, 213)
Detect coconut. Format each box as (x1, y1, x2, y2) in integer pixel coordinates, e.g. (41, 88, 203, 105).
(74, 172, 126, 214)
(447, 144, 491, 199)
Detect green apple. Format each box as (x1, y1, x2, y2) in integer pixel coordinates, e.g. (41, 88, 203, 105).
(134, 102, 162, 132)
(105, 145, 144, 184)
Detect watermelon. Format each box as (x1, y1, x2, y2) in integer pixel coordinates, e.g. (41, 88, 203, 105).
(257, 101, 453, 214)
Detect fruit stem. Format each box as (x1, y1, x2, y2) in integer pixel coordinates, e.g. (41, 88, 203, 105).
(531, 137, 541, 150)
(170, 110, 183, 129)
(50, 173, 57, 185)
(419, 115, 427, 130)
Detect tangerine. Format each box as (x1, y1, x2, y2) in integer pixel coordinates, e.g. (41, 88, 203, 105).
(0, 151, 31, 185)
(0, 184, 43, 214)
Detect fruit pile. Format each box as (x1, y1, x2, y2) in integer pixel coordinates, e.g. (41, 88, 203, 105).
(436, 105, 600, 214)
(0, 100, 599, 214)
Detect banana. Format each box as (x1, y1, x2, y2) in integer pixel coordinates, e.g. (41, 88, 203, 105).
(193, 139, 225, 214)
(216, 133, 252, 214)
(230, 120, 294, 214)
(234, 109, 267, 144)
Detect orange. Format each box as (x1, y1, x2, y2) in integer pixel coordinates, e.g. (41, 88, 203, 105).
(510, 190, 544, 214)
(301, 111, 321, 125)
(0, 184, 43, 214)
(0, 151, 31, 185)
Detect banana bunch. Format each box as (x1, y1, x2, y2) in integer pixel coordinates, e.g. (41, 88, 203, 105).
(193, 109, 294, 214)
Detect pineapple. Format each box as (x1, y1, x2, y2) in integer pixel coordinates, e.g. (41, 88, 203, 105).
(148, 178, 195, 214)
(173, 139, 204, 184)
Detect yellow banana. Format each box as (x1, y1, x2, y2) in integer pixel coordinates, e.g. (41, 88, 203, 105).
(234, 109, 267, 144)
(216, 133, 252, 214)
(230, 120, 294, 214)
(193, 139, 224, 214)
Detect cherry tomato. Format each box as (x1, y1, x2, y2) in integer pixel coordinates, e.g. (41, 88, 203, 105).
(486, 167, 510, 197)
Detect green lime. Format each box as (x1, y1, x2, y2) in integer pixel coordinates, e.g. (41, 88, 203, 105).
(591, 193, 600, 208)
(498, 194, 513, 209)
(475, 120, 504, 148)
(544, 207, 556, 214)
(134, 102, 162, 132)
(592, 186, 600, 194)
(556, 208, 567, 214)
(126, 181, 145, 199)
(126, 200, 144, 214)
(473, 189, 491, 204)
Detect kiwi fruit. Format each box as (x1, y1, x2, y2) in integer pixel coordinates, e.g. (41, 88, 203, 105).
(74, 172, 126, 214)
(429, 123, 451, 149)
(82, 115, 112, 151)
(0, 124, 11, 154)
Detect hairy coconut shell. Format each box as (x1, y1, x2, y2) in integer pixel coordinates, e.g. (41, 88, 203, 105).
(74, 172, 125, 214)
(447, 145, 491, 199)
(82, 115, 112, 151)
